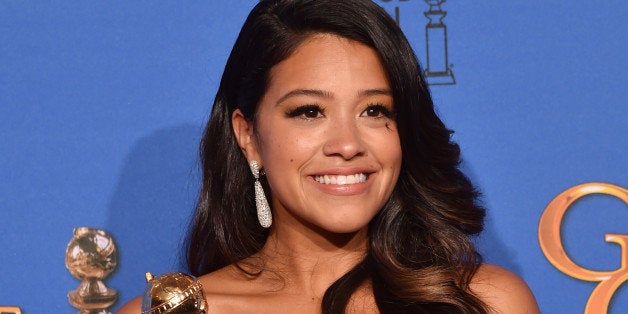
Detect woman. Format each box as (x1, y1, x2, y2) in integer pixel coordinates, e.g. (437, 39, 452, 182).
(119, 0, 539, 312)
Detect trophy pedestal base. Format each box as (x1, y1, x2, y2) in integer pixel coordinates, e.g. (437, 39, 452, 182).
(77, 310, 110, 314)
(425, 70, 455, 85)
(68, 287, 117, 314)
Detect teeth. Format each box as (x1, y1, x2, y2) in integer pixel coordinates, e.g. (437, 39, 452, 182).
(314, 173, 368, 185)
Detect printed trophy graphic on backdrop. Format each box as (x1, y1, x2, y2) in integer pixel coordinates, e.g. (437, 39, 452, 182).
(423, 0, 455, 85)
(66, 227, 118, 314)
(539, 182, 628, 313)
(379, 0, 455, 85)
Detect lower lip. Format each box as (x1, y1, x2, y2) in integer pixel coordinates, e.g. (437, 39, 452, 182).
(307, 174, 374, 196)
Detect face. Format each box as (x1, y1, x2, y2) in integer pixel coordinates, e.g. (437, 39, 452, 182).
(234, 34, 402, 234)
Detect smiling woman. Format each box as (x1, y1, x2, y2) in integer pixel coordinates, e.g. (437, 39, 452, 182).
(233, 34, 402, 235)
(118, 0, 538, 313)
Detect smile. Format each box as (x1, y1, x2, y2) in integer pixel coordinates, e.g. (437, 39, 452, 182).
(313, 173, 368, 185)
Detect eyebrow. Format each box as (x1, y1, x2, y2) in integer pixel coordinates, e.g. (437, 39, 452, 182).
(275, 89, 333, 106)
(359, 88, 392, 97)
(275, 88, 392, 106)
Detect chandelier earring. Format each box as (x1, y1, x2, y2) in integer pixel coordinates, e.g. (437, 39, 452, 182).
(249, 160, 272, 228)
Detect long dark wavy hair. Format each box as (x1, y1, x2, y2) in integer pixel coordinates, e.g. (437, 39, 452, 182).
(187, 0, 488, 312)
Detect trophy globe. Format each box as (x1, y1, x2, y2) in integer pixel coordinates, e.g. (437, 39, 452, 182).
(142, 272, 207, 314)
(65, 227, 118, 314)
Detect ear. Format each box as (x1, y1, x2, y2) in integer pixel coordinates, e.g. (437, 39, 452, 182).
(232, 109, 261, 163)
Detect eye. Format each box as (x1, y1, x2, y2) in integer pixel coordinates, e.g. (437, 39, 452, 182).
(285, 104, 325, 119)
(361, 104, 394, 118)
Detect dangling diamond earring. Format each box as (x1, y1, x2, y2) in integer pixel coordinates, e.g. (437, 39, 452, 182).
(249, 160, 272, 228)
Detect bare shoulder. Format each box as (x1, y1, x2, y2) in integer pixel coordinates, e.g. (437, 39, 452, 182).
(115, 296, 141, 314)
(198, 263, 252, 294)
(197, 264, 269, 312)
(470, 264, 540, 314)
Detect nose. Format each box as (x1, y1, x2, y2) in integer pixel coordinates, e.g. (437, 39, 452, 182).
(322, 118, 366, 160)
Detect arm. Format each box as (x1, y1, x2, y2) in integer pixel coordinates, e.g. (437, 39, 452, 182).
(470, 264, 540, 314)
(115, 296, 141, 314)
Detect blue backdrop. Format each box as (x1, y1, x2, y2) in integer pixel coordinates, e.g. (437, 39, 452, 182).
(1, 1, 626, 313)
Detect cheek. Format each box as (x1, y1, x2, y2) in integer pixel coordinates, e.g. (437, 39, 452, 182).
(375, 130, 402, 165)
(258, 128, 320, 170)
(378, 135, 402, 187)
(390, 137, 402, 164)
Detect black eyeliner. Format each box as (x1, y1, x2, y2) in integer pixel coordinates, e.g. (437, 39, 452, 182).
(366, 103, 395, 118)
(284, 104, 325, 118)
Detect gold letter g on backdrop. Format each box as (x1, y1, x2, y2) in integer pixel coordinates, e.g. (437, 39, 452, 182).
(539, 182, 628, 313)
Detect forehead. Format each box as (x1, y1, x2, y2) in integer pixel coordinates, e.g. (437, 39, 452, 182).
(265, 34, 390, 98)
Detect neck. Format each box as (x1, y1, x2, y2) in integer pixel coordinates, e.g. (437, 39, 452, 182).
(255, 219, 368, 297)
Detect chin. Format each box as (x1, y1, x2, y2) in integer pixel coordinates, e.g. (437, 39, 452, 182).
(316, 217, 372, 235)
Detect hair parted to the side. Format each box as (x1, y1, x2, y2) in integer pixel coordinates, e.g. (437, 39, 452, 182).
(187, 0, 488, 312)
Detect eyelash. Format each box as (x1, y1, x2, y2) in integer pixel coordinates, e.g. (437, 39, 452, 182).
(362, 103, 394, 118)
(285, 104, 325, 119)
(284, 103, 394, 120)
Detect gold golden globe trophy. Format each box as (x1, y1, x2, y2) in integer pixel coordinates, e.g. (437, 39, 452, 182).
(65, 227, 118, 314)
(141, 272, 207, 314)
